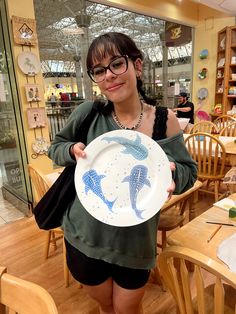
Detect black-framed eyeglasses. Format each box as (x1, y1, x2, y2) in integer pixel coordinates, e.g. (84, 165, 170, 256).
(87, 55, 129, 83)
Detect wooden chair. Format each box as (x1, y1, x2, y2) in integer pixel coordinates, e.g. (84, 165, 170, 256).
(158, 180, 203, 249)
(28, 164, 70, 287)
(184, 133, 226, 201)
(189, 121, 219, 134)
(158, 246, 236, 314)
(219, 121, 236, 137)
(0, 266, 58, 314)
(214, 114, 236, 130)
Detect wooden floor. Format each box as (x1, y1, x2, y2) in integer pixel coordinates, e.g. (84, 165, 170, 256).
(0, 193, 216, 314)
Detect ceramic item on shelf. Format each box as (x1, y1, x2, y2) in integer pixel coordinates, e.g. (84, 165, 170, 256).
(199, 49, 209, 59)
(231, 56, 236, 64)
(214, 104, 222, 114)
(197, 88, 208, 100)
(198, 68, 208, 80)
(17, 51, 41, 76)
(217, 58, 225, 67)
(231, 73, 236, 80)
(219, 36, 226, 50)
(31, 137, 50, 158)
(75, 129, 172, 227)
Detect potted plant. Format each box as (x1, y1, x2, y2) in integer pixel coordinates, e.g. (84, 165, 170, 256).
(0, 130, 16, 149)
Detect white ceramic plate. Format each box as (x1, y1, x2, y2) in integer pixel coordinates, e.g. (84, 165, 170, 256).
(17, 52, 41, 76)
(75, 130, 172, 227)
(197, 88, 208, 100)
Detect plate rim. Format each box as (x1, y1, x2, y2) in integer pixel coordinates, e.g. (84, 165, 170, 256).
(75, 129, 172, 227)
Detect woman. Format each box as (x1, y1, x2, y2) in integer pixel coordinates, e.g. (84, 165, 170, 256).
(48, 32, 197, 314)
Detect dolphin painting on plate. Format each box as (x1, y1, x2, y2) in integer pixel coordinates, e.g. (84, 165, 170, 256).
(101, 134, 148, 160)
(82, 169, 116, 212)
(122, 164, 151, 219)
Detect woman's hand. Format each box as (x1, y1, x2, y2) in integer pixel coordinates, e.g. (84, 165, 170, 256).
(167, 162, 176, 200)
(70, 142, 86, 161)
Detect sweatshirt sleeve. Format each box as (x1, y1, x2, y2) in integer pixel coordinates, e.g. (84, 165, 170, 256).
(48, 101, 94, 166)
(158, 132, 198, 194)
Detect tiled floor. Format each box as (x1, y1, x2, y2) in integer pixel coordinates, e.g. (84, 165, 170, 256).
(0, 173, 25, 226)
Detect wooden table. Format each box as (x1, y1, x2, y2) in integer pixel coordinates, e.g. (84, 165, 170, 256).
(167, 193, 236, 265)
(183, 134, 236, 166)
(223, 139, 236, 166)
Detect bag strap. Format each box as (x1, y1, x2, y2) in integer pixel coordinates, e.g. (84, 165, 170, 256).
(76, 100, 101, 144)
(152, 106, 168, 141)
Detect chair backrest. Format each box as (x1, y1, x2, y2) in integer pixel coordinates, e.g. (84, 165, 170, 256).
(0, 266, 58, 314)
(28, 164, 50, 203)
(189, 121, 219, 134)
(219, 121, 236, 137)
(158, 246, 236, 314)
(214, 115, 236, 130)
(184, 132, 226, 180)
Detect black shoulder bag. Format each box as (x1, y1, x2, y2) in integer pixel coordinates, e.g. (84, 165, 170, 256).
(33, 102, 99, 230)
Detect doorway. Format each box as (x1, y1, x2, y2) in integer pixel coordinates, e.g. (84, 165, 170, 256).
(0, 0, 33, 220)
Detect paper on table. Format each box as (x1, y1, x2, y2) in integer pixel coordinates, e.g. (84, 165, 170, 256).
(213, 198, 236, 211)
(213, 197, 236, 210)
(219, 136, 235, 144)
(177, 118, 190, 130)
(217, 232, 236, 273)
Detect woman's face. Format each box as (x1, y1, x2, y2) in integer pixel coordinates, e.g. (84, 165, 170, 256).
(92, 54, 142, 104)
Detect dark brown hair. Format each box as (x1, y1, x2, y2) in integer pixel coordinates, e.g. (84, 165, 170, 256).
(86, 32, 143, 69)
(87, 32, 156, 106)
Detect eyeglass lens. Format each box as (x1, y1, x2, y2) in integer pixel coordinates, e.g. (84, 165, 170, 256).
(90, 56, 128, 83)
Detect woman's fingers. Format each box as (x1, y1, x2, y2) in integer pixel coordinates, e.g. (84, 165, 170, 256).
(169, 161, 176, 172)
(73, 142, 86, 160)
(167, 162, 176, 199)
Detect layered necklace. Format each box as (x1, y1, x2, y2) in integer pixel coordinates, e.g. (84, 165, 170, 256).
(112, 101, 144, 130)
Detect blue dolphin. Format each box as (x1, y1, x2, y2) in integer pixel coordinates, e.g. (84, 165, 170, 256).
(102, 134, 148, 160)
(82, 169, 115, 212)
(122, 165, 151, 219)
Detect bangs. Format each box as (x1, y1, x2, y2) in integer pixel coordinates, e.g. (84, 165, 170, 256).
(86, 32, 143, 70)
(87, 41, 121, 69)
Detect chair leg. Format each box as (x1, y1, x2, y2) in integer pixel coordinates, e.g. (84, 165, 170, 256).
(63, 239, 70, 287)
(62, 239, 82, 288)
(0, 303, 6, 314)
(45, 231, 52, 259)
(50, 231, 57, 251)
(162, 231, 167, 249)
(152, 266, 166, 291)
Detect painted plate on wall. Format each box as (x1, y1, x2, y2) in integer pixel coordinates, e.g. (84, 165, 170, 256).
(75, 130, 172, 227)
(197, 88, 208, 100)
(17, 52, 41, 76)
(199, 49, 209, 59)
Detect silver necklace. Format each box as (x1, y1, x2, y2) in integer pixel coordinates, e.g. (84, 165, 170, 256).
(112, 101, 144, 130)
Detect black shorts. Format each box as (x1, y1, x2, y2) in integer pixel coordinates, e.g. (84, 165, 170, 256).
(65, 239, 150, 290)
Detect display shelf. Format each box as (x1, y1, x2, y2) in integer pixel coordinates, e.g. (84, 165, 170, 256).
(214, 26, 236, 116)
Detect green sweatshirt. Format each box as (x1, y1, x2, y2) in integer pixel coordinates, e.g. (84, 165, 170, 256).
(48, 101, 197, 269)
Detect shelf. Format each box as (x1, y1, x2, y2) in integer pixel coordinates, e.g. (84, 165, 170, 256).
(215, 26, 236, 116)
(210, 112, 221, 117)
